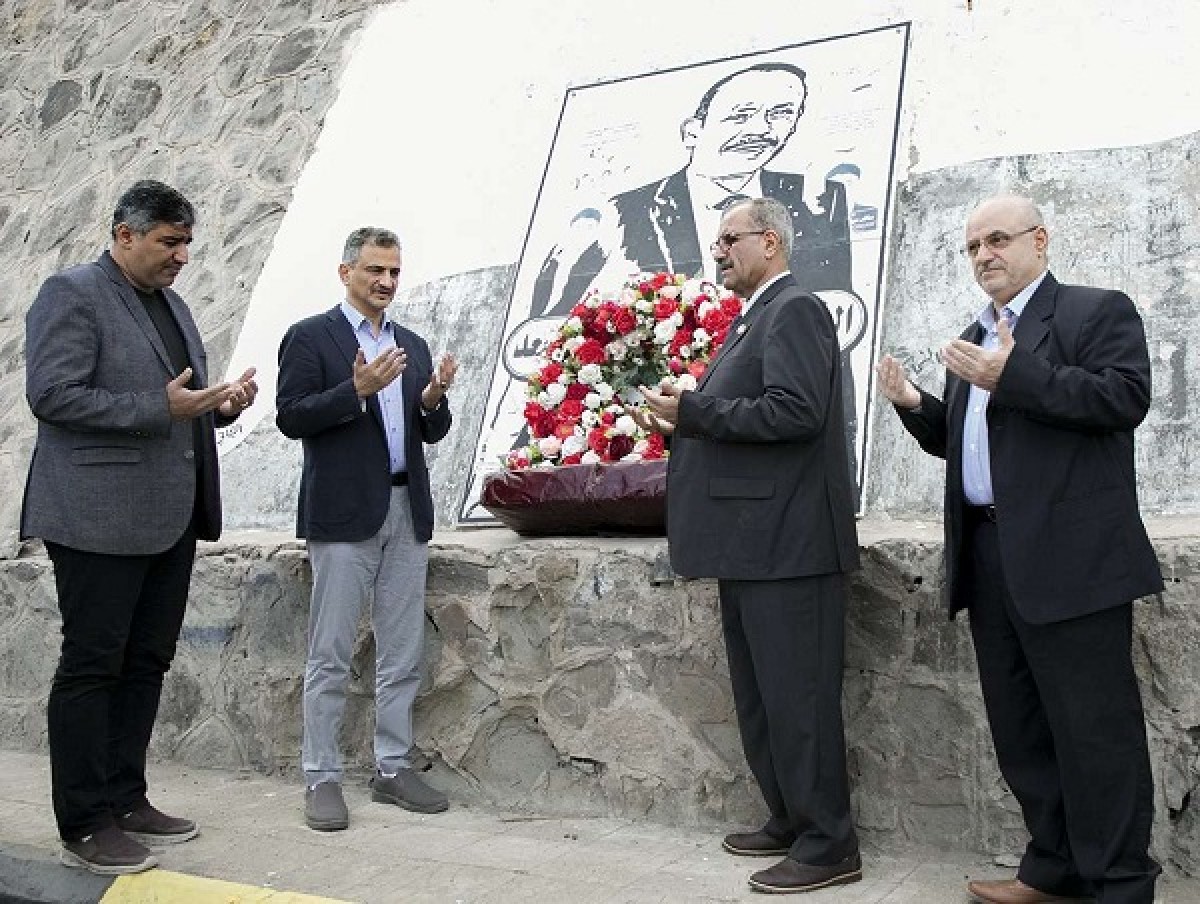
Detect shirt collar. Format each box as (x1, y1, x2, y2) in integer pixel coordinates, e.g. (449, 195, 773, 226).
(744, 270, 791, 314)
(977, 269, 1047, 329)
(340, 299, 391, 334)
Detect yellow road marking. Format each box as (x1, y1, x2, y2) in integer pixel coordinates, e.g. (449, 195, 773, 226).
(100, 869, 354, 903)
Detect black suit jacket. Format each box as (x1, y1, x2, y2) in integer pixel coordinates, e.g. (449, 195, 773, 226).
(897, 273, 1163, 624)
(275, 306, 451, 543)
(667, 273, 860, 580)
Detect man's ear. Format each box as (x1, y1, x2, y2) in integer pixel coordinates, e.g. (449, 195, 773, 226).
(337, 262, 351, 285)
(680, 116, 702, 149)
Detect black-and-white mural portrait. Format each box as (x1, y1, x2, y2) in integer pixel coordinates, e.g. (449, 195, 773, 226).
(461, 24, 910, 521)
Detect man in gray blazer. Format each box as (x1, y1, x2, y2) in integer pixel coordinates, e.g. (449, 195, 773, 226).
(21, 181, 257, 875)
(633, 197, 861, 894)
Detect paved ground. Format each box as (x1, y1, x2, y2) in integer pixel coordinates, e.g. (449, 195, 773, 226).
(1, 750, 1196, 904)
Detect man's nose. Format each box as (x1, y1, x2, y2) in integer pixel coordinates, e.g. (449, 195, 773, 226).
(173, 245, 189, 265)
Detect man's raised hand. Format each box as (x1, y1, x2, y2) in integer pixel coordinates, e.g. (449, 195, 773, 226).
(353, 347, 406, 398)
(167, 367, 239, 420)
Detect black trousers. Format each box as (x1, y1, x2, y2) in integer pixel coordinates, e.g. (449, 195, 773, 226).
(45, 528, 196, 841)
(719, 573, 857, 865)
(964, 517, 1159, 904)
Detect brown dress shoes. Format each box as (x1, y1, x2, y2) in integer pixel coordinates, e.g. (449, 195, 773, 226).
(747, 850, 862, 894)
(967, 877, 1087, 903)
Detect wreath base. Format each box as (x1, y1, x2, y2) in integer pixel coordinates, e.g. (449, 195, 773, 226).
(481, 460, 666, 536)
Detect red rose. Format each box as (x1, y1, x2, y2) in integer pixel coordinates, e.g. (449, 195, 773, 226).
(554, 421, 576, 440)
(559, 398, 584, 419)
(644, 433, 666, 459)
(653, 298, 677, 321)
(600, 411, 616, 426)
(574, 339, 606, 365)
(539, 361, 563, 384)
(613, 308, 637, 334)
(668, 328, 693, 356)
(607, 433, 635, 461)
(687, 360, 707, 380)
(722, 296, 743, 317)
(564, 382, 589, 401)
(570, 304, 589, 318)
(587, 427, 610, 454)
(651, 272, 670, 290)
(561, 453, 583, 466)
(667, 357, 684, 375)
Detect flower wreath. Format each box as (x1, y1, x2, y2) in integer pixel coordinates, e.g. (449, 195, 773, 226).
(502, 272, 744, 469)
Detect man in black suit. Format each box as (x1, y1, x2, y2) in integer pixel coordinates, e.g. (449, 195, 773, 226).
(877, 195, 1163, 904)
(276, 227, 457, 830)
(633, 197, 861, 894)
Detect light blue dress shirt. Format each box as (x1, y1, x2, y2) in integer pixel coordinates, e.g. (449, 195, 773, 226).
(341, 301, 407, 475)
(960, 271, 1046, 505)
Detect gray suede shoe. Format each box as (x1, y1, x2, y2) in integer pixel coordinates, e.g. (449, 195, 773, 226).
(370, 768, 448, 814)
(305, 781, 349, 831)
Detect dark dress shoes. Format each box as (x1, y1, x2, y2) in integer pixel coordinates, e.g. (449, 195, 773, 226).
(60, 826, 157, 876)
(748, 850, 862, 894)
(967, 878, 1086, 903)
(116, 803, 199, 844)
(722, 828, 793, 857)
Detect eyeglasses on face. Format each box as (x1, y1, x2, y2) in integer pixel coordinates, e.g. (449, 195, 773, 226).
(962, 224, 1041, 258)
(710, 230, 768, 254)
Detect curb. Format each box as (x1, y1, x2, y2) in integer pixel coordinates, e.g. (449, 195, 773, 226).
(0, 844, 110, 904)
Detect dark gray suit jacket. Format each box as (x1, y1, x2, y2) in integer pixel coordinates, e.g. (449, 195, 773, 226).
(667, 273, 860, 580)
(896, 272, 1163, 624)
(22, 251, 223, 555)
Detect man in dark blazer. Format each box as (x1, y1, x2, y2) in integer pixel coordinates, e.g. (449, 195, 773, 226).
(276, 227, 457, 831)
(634, 197, 861, 895)
(878, 195, 1163, 904)
(22, 180, 257, 874)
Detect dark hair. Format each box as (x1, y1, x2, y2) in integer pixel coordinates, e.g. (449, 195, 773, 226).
(692, 62, 808, 122)
(342, 227, 402, 264)
(110, 180, 195, 237)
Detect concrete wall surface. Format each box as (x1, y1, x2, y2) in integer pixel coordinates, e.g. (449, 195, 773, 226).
(1, 523, 1197, 874)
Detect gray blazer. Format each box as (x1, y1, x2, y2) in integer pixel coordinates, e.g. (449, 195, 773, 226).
(21, 251, 223, 555)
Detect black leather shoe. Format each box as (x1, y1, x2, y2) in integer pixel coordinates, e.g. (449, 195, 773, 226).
(723, 828, 792, 857)
(748, 851, 862, 894)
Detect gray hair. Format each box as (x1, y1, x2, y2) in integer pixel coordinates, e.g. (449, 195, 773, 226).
(342, 227, 401, 264)
(738, 197, 794, 257)
(111, 180, 194, 237)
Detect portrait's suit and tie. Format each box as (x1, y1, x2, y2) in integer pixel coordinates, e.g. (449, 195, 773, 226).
(22, 180, 256, 875)
(641, 197, 862, 894)
(881, 195, 1162, 904)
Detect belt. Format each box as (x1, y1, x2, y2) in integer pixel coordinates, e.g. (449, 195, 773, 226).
(965, 504, 997, 523)
(390, 472, 409, 487)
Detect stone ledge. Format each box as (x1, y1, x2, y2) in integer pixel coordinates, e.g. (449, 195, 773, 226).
(0, 519, 1196, 875)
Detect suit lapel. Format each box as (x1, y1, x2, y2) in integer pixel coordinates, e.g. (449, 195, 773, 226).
(651, 169, 703, 276)
(1014, 271, 1056, 354)
(323, 306, 386, 433)
(697, 274, 793, 391)
(95, 255, 175, 376)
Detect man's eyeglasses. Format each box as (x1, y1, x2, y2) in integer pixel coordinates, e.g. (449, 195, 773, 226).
(962, 224, 1041, 258)
(710, 231, 768, 254)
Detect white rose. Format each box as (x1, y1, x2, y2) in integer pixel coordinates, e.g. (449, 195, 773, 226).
(537, 436, 563, 459)
(562, 434, 586, 457)
(551, 348, 565, 362)
(635, 299, 654, 313)
(658, 285, 681, 300)
(633, 438, 649, 454)
(584, 293, 601, 308)
(654, 319, 677, 343)
(606, 339, 628, 361)
(676, 374, 698, 391)
(565, 336, 585, 353)
(581, 450, 601, 464)
(596, 383, 615, 402)
(615, 415, 638, 436)
(622, 452, 642, 462)
(544, 382, 567, 405)
(682, 278, 706, 303)
(584, 393, 602, 410)
(577, 363, 602, 386)
(581, 409, 599, 427)
(537, 391, 551, 406)
(565, 316, 583, 334)
(693, 328, 712, 346)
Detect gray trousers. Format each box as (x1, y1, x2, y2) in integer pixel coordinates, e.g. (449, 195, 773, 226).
(302, 487, 428, 785)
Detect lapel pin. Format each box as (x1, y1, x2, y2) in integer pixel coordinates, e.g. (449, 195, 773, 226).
(736, 323, 748, 336)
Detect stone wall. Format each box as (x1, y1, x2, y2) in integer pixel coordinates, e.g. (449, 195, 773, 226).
(1, 523, 1197, 874)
